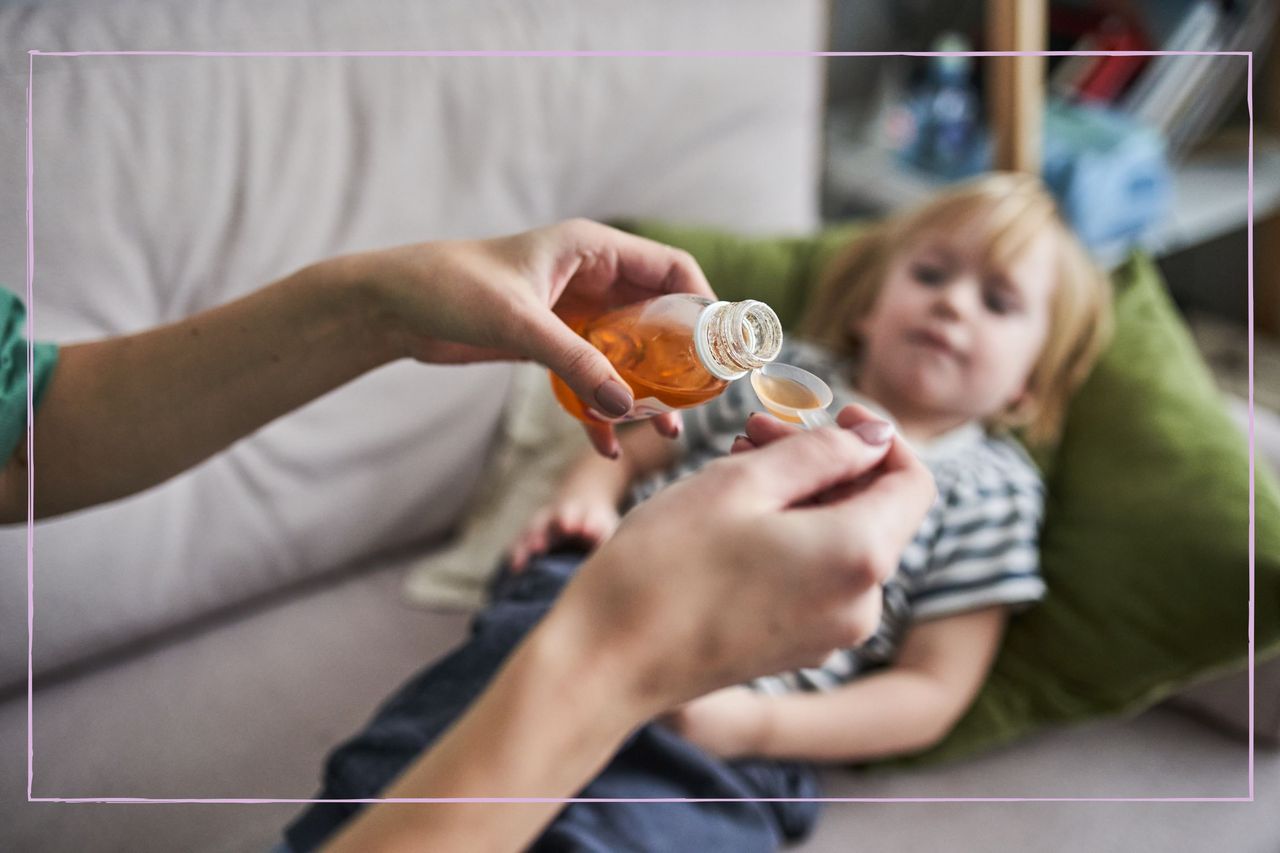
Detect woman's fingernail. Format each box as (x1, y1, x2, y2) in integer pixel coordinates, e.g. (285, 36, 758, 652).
(851, 419, 895, 446)
(594, 379, 634, 418)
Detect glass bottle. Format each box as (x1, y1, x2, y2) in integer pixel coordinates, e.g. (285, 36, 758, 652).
(898, 32, 987, 180)
(550, 294, 783, 422)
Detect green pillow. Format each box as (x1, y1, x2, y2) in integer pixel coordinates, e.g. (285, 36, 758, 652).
(616, 220, 1280, 765)
(615, 220, 868, 329)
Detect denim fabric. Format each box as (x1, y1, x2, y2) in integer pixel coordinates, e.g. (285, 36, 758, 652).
(284, 549, 820, 853)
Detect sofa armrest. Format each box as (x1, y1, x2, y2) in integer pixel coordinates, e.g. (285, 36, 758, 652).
(1169, 655, 1280, 746)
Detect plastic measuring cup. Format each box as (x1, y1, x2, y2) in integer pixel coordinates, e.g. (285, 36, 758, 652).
(749, 362, 837, 429)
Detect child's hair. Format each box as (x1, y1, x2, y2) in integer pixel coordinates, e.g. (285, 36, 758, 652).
(800, 172, 1112, 447)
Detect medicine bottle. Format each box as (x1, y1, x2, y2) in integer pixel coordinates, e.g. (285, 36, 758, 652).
(551, 294, 783, 422)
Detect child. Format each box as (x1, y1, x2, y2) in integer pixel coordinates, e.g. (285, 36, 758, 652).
(283, 173, 1112, 852)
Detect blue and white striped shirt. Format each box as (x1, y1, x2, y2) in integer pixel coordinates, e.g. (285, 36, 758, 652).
(626, 341, 1046, 694)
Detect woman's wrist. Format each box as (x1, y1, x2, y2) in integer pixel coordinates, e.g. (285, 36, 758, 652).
(327, 597, 647, 852)
(523, 609, 649, 734)
(303, 251, 415, 366)
(533, 558, 672, 724)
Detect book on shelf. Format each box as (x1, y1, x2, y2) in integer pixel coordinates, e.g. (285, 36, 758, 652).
(1048, 7, 1151, 105)
(1119, 0, 1277, 159)
(1119, 0, 1222, 123)
(1165, 0, 1277, 156)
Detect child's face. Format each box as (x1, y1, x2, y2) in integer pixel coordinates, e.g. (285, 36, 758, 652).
(852, 223, 1057, 431)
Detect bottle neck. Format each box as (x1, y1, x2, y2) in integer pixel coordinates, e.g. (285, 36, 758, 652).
(694, 300, 783, 380)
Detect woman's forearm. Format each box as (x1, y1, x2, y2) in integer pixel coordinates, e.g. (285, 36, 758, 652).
(2, 259, 400, 521)
(324, 596, 646, 853)
(325, 408, 933, 850)
(758, 668, 965, 763)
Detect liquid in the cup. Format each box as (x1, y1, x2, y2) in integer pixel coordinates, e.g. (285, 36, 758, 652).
(751, 372, 824, 424)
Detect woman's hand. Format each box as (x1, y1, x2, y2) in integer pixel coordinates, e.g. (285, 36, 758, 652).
(10, 220, 713, 520)
(507, 494, 621, 572)
(661, 686, 775, 759)
(545, 405, 936, 716)
(326, 404, 934, 853)
(332, 218, 716, 456)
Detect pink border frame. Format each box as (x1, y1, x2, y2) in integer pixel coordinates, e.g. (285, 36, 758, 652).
(23, 49, 1256, 807)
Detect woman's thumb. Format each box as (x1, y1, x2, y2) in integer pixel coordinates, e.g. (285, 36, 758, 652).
(530, 314, 634, 418)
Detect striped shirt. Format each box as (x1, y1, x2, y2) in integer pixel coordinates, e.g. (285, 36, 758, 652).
(625, 341, 1046, 695)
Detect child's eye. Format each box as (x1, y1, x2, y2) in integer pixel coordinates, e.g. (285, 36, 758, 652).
(911, 264, 947, 285)
(985, 290, 1021, 315)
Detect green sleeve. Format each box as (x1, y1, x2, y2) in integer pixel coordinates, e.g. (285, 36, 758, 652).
(0, 288, 60, 463)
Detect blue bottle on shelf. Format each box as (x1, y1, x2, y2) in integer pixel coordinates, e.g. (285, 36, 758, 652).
(900, 33, 988, 180)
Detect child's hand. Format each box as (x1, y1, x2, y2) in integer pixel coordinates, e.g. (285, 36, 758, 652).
(660, 686, 774, 759)
(508, 496, 621, 572)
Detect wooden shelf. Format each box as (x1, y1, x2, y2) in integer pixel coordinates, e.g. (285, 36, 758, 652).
(986, 0, 1047, 173)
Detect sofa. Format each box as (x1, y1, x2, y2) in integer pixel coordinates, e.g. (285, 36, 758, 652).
(1, 2, 1276, 851)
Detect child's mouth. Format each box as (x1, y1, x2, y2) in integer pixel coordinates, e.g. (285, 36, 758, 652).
(907, 329, 964, 361)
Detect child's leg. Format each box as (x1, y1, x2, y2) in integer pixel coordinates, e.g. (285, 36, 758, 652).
(535, 721, 821, 852)
(283, 548, 588, 853)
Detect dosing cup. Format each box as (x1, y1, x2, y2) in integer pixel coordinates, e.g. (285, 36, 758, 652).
(749, 362, 836, 429)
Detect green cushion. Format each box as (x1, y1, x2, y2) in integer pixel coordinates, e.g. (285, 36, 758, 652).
(616, 220, 1280, 765)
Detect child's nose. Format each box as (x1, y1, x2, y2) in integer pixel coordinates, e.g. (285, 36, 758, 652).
(930, 279, 980, 319)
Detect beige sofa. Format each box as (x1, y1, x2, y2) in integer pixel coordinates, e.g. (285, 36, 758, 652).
(1, 2, 1275, 851)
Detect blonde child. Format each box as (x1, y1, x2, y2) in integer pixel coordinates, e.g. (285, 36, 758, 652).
(509, 172, 1113, 767)
(286, 174, 1111, 852)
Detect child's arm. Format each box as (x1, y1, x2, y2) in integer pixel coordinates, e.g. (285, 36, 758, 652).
(507, 424, 682, 569)
(665, 605, 1007, 762)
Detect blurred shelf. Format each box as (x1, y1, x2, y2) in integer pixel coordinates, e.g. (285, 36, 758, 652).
(824, 122, 1280, 269)
(1142, 130, 1280, 256)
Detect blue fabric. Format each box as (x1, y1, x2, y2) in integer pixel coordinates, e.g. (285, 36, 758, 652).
(284, 550, 820, 853)
(0, 288, 59, 464)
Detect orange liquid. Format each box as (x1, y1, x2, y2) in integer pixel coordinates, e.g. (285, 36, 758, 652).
(753, 373, 822, 409)
(551, 311, 728, 421)
(751, 372, 823, 424)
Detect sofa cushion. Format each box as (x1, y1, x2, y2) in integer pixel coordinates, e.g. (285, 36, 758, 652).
(619, 220, 1280, 764)
(0, 0, 826, 687)
(5, 550, 1274, 851)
